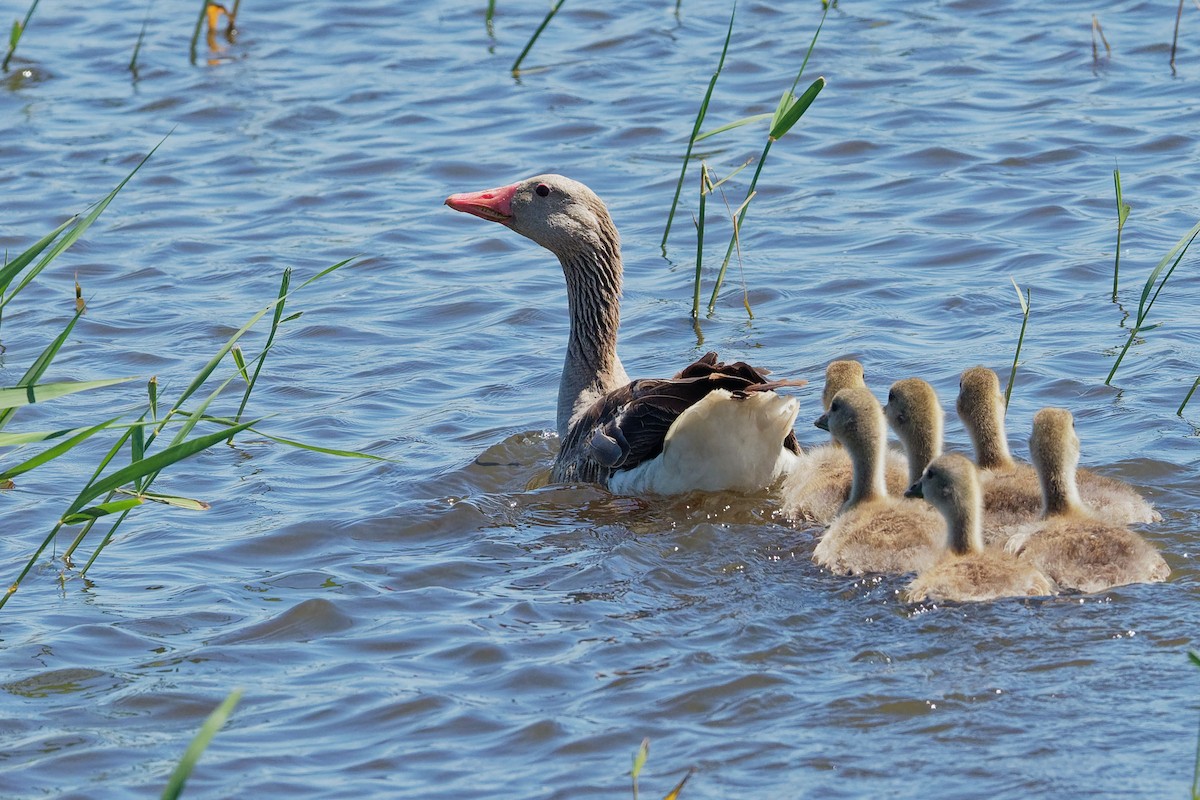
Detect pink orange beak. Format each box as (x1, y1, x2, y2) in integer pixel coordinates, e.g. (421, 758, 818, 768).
(445, 182, 520, 224)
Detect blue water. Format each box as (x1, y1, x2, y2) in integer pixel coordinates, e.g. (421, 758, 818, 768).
(1, 1, 1198, 797)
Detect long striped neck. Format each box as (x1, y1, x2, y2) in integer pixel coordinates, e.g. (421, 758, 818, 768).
(945, 481, 984, 554)
(846, 424, 888, 508)
(556, 243, 626, 438)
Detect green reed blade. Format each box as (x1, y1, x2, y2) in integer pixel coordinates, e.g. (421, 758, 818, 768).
(1106, 219, 1200, 385)
(708, 138, 771, 314)
(152, 259, 353, 444)
(694, 112, 771, 143)
(1179, 376, 1200, 416)
(188, 0, 209, 64)
(0, 310, 83, 433)
(234, 268, 291, 428)
(0, 377, 135, 412)
(62, 498, 144, 525)
(116, 487, 210, 510)
(1005, 280, 1031, 412)
(0, 216, 74, 299)
(662, 3, 736, 250)
(0, 417, 119, 482)
(129, 0, 155, 75)
(1112, 168, 1130, 300)
(60, 419, 257, 522)
(161, 689, 242, 800)
(76, 507, 134, 575)
(148, 377, 159, 421)
(692, 165, 710, 319)
(61, 412, 145, 562)
(510, 0, 566, 74)
(2, 0, 39, 72)
(631, 737, 649, 800)
(769, 76, 826, 141)
(0, 135, 166, 314)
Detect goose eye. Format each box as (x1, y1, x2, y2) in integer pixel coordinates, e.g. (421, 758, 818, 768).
(535, 183, 551, 198)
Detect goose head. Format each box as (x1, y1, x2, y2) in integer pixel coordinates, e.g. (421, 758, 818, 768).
(884, 377, 944, 484)
(905, 453, 983, 554)
(822, 360, 867, 411)
(446, 174, 621, 267)
(816, 386, 888, 504)
(1028, 406, 1082, 516)
(956, 366, 1015, 470)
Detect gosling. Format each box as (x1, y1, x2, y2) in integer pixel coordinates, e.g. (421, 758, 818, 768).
(810, 387, 944, 576)
(957, 366, 1160, 543)
(903, 454, 1055, 603)
(783, 361, 907, 525)
(1005, 408, 1169, 594)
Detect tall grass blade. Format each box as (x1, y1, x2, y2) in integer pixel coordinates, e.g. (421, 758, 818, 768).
(0, 216, 74, 299)
(1193, 650, 1200, 800)
(233, 268, 291, 427)
(59, 419, 256, 523)
(189, 0, 209, 64)
(692, 165, 710, 319)
(1106, 218, 1200, 385)
(709, 76, 825, 310)
(0, 311, 84, 432)
(662, 4, 736, 249)
(161, 689, 242, 800)
(0, 417, 119, 482)
(769, 76, 826, 141)
(631, 737, 649, 800)
(1112, 169, 1130, 300)
(0, 378, 135, 411)
(693, 112, 770, 143)
(62, 498, 145, 525)
(510, 0, 566, 74)
(129, 0, 155, 76)
(2, 0, 39, 72)
(1171, 0, 1185, 73)
(0, 135, 166, 313)
(1179, 376, 1200, 416)
(1005, 279, 1031, 412)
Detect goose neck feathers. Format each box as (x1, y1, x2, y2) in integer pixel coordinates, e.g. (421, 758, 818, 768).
(957, 366, 1016, 471)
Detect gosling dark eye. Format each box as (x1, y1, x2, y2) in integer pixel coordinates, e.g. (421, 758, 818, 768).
(535, 183, 551, 197)
(887, 391, 895, 404)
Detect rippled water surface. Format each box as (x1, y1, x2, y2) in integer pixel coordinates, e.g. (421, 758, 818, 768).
(2, 1, 1199, 797)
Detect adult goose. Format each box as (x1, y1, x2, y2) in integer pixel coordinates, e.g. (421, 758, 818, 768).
(1005, 408, 1169, 593)
(445, 174, 804, 495)
(956, 366, 1160, 540)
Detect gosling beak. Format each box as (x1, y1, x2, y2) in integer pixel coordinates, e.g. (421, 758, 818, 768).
(904, 481, 924, 499)
(814, 412, 829, 432)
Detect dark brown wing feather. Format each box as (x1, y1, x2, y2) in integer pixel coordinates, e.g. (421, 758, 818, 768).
(552, 352, 805, 485)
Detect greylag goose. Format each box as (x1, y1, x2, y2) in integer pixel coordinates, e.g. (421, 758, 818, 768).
(956, 366, 1160, 543)
(445, 174, 804, 495)
(1004, 408, 1169, 593)
(782, 361, 906, 524)
(811, 387, 944, 575)
(904, 454, 1054, 603)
